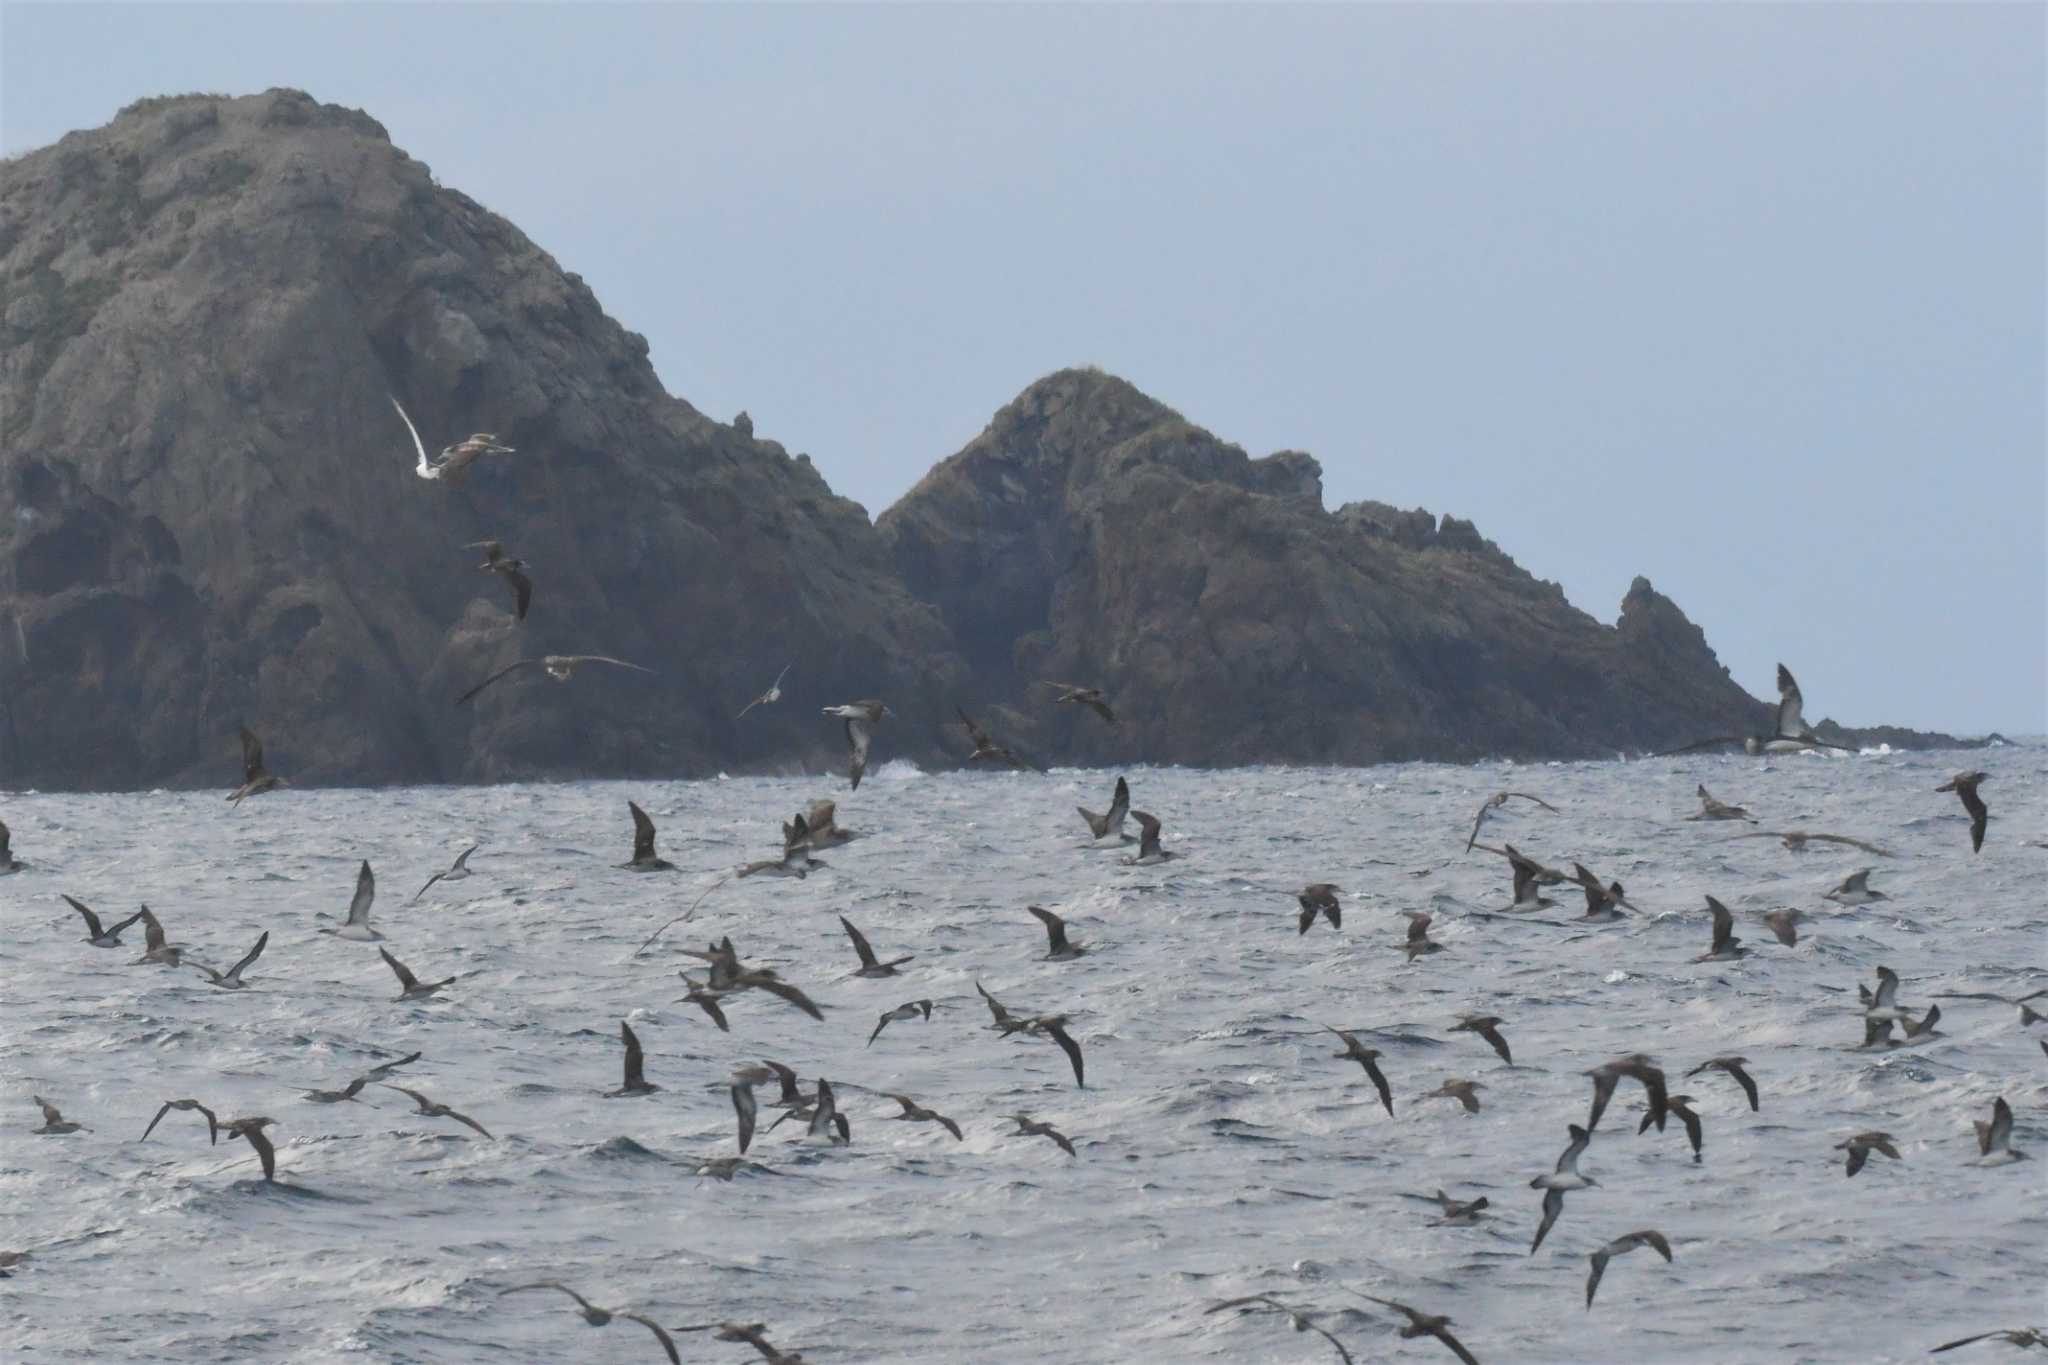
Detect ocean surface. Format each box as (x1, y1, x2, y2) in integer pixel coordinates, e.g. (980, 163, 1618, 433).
(5, 745, 2044, 1364)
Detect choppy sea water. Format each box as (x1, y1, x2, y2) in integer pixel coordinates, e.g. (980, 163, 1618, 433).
(5, 745, 2044, 1365)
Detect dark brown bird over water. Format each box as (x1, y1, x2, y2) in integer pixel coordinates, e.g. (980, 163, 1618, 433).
(228, 726, 285, 805)
(1937, 771, 1990, 853)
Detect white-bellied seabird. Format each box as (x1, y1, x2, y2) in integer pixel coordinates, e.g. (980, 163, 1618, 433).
(464, 540, 533, 621)
(1397, 912, 1444, 960)
(606, 1021, 660, 1098)
(1640, 1093, 1703, 1161)
(414, 844, 479, 901)
(1863, 965, 1915, 1022)
(1530, 1123, 1598, 1253)
(1823, 869, 1887, 905)
(839, 916, 912, 977)
(677, 975, 731, 1031)
(222, 1115, 278, 1180)
(1079, 776, 1132, 842)
(389, 396, 515, 483)
(740, 814, 816, 879)
(1028, 905, 1087, 960)
(1420, 1079, 1484, 1114)
(1930, 987, 2048, 1025)
(822, 699, 890, 789)
(1398, 1190, 1490, 1225)
(1585, 1230, 1673, 1310)
(382, 1085, 493, 1138)
(735, 663, 792, 719)
(1204, 1295, 1354, 1364)
(1586, 1055, 1669, 1132)
(1451, 1015, 1512, 1066)
(192, 930, 268, 989)
(1685, 785, 1755, 822)
(497, 1283, 682, 1364)
(1722, 829, 1895, 857)
(1353, 1294, 1480, 1365)
(1762, 907, 1805, 947)
(1040, 681, 1117, 725)
(63, 895, 143, 947)
(1653, 663, 1855, 756)
(31, 1097, 83, 1134)
(1973, 1096, 2026, 1165)
(867, 999, 932, 1046)
(141, 1098, 219, 1144)
(0, 817, 23, 873)
(1568, 864, 1633, 923)
(881, 1092, 963, 1140)
(1685, 1056, 1759, 1111)
(1693, 897, 1747, 962)
(679, 937, 826, 1020)
(1466, 791, 1559, 851)
(1836, 1130, 1901, 1178)
(320, 861, 382, 941)
(1297, 884, 1341, 935)
(132, 906, 185, 966)
(1473, 842, 1560, 910)
(300, 1077, 367, 1104)
(976, 980, 1026, 1033)
(362, 1051, 423, 1081)
(750, 1059, 816, 1112)
(457, 654, 652, 706)
(1936, 771, 1991, 853)
(1323, 1027, 1395, 1116)
(783, 1075, 849, 1144)
(1009, 1113, 1077, 1157)
(799, 799, 856, 847)
(957, 707, 1043, 770)
(622, 800, 676, 872)
(729, 1075, 759, 1153)
(1124, 810, 1175, 865)
(379, 947, 455, 1002)
(1929, 1327, 2048, 1353)
(228, 725, 286, 805)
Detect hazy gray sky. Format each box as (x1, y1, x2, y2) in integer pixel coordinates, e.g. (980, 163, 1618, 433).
(5, 3, 2042, 733)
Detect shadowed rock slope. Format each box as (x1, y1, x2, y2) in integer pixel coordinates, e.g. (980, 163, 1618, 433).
(0, 89, 963, 789)
(877, 368, 1953, 766)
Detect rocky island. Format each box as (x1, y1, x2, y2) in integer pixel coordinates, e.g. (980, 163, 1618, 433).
(0, 90, 1974, 790)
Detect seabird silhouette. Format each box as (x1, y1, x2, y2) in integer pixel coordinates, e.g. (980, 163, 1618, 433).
(839, 915, 912, 977)
(623, 800, 676, 872)
(191, 930, 268, 989)
(1693, 896, 1747, 962)
(1930, 987, 2048, 1025)
(320, 860, 382, 941)
(1929, 1328, 2048, 1353)
(867, 999, 933, 1047)
(389, 396, 515, 483)
(1398, 1190, 1490, 1225)
(670, 1322, 807, 1364)
(1028, 904, 1087, 959)
(63, 895, 143, 947)
(1040, 680, 1117, 724)
(1973, 1096, 2027, 1165)
(767, 1075, 849, 1145)
(1863, 966, 1916, 1022)
(465, 540, 533, 621)
(1323, 1027, 1395, 1116)
(132, 906, 186, 966)
(799, 799, 856, 847)
(379, 947, 456, 1002)
(1205, 1295, 1354, 1364)
(228, 725, 286, 804)
(1686, 1056, 1760, 1111)
(957, 707, 1042, 770)
(1685, 784, 1755, 821)
(1936, 771, 1991, 853)
(1466, 791, 1559, 851)
(1586, 1055, 1669, 1132)
(1023, 1015, 1086, 1087)
(383, 1085, 493, 1139)
(457, 654, 652, 706)
(1836, 1130, 1901, 1177)
(300, 1077, 368, 1105)
(1297, 884, 1342, 935)
(497, 1283, 682, 1364)
(1353, 1294, 1481, 1365)
(677, 975, 731, 1031)
(740, 813, 817, 879)
(141, 1098, 219, 1144)
(735, 663, 792, 719)
(1722, 829, 1896, 857)
(413, 844, 479, 901)
(1009, 1114, 1077, 1156)
(1762, 907, 1806, 947)
(881, 1092, 963, 1140)
(1124, 810, 1175, 864)
(1079, 776, 1133, 842)
(1568, 864, 1634, 923)
(605, 1021, 660, 1098)
(1420, 1079, 1485, 1114)
(222, 1115, 278, 1180)
(1823, 868, 1887, 905)
(1450, 1015, 1512, 1065)
(1640, 1093, 1704, 1161)
(1654, 663, 1854, 756)
(822, 699, 890, 789)
(1530, 1123, 1598, 1253)
(679, 937, 826, 1020)
(31, 1097, 84, 1134)
(1475, 842, 1561, 910)
(1585, 1230, 1673, 1309)
(0, 817, 24, 873)
(1397, 911, 1445, 959)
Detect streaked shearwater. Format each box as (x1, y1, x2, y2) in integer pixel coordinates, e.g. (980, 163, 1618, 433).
(1297, 884, 1342, 935)
(222, 1115, 277, 1180)
(63, 895, 143, 947)
(457, 655, 653, 706)
(1028, 905, 1087, 959)
(1040, 681, 1117, 725)
(1398, 1190, 1490, 1225)
(1823, 869, 1887, 905)
(1466, 791, 1559, 851)
(497, 1283, 682, 1364)
(868, 999, 933, 1047)
(1397, 912, 1445, 959)
(606, 1021, 660, 1097)
(623, 800, 676, 872)
(1568, 864, 1633, 923)
(822, 699, 890, 789)
(735, 663, 792, 719)
(0, 817, 23, 873)
(1009, 1114, 1077, 1157)
(1353, 1294, 1480, 1365)
(31, 1097, 84, 1134)
(1836, 1130, 1902, 1177)
(1450, 1015, 1512, 1066)
(133, 906, 185, 966)
(464, 540, 533, 621)
(1685, 785, 1755, 822)
(881, 1092, 963, 1140)
(839, 915, 912, 977)
(192, 930, 268, 989)
(1079, 775, 1132, 842)
(414, 844, 479, 901)
(1929, 1328, 2048, 1353)
(1685, 1056, 1759, 1111)
(1721, 829, 1895, 856)
(1936, 771, 1991, 853)
(1124, 810, 1175, 864)
(141, 1098, 219, 1144)
(1761, 907, 1805, 947)
(1420, 1079, 1484, 1114)
(389, 396, 515, 483)
(1693, 897, 1747, 962)
(1585, 1230, 1673, 1309)
(1586, 1055, 1669, 1132)
(379, 947, 456, 1002)
(1530, 1124, 1598, 1253)
(320, 860, 382, 941)
(1653, 663, 1854, 756)
(1640, 1093, 1704, 1161)
(1323, 1027, 1395, 1116)
(1973, 1096, 2026, 1165)
(228, 725, 286, 805)
(382, 1085, 493, 1139)
(1204, 1295, 1354, 1364)
(958, 707, 1043, 771)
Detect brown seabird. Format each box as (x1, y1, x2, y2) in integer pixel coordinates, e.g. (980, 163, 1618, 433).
(1297, 884, 1341, 935)
(1836, 1130, 1902, 1177)
(1640, 1093, 1703, 1161)
(1009, 1113, 1077, 1157)
(1353, 1294, 1480, 1365)
(606, 1021, 660, 1098)
(867, 999, 933, 1046)
(413, 844, 479, 901)
(0, 817, 24, 873)
(192, 930, 268, 990)
(228, 725, 286, 805)
(382, 1085, 493, 1139)
(1585, 1230, 1673, 1310)
(1530, 1123, 1598, 1253)
(63, 895, 144, 948)
(222, 1115, 278, 1180)
(141, 1098, 219, 1144)
(1936, 771, 1990, 853)
(1450, 1015, 1512, 1066)
(1973, 1096, 2027, 1165)
(1040, 680, 1116, 725)
(464, 540, 533, 621)
(1466, 791, 1559, 851)
(1693, 896, 1747, 962)
(735, 663, 792, 720)
(1586, 1055, 1669, 1132)
(1028, 905, 1087, 960)
(1685, 785, 1755, 822)
(497, 1283, 682, 1364)
(1079, 776, 1133, 842)
(389, 395, 515, 483)
(379, 946, 456, 1002)
(881, 1092, 963, 1140)
(1323, 1026, 1395, 1116)
(623, 800, 677, 872)
(1420, 1079, 1484, 1114)
(31, 1097, 84, 1135)
(821, 699, 890, 789)
(840, 916, 913, 977)
(320, 861, 382, 942)
(1124, 810, 1175, 864)
(1398, 1189, 1490, 1225)
(957, 707, 1043, 770)
(132, 906, 186, 966)
(1686, 1056, 1760, 1111)
(456, 654, 653, 706)
(1396, 911, 1445, 960)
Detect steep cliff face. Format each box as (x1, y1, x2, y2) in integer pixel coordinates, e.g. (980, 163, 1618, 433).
(878, 369, 1783, 764)
(0, 89, 963, 788)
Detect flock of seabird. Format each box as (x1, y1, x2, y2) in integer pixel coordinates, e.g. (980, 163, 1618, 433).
(12, 636, 2037, 1363)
